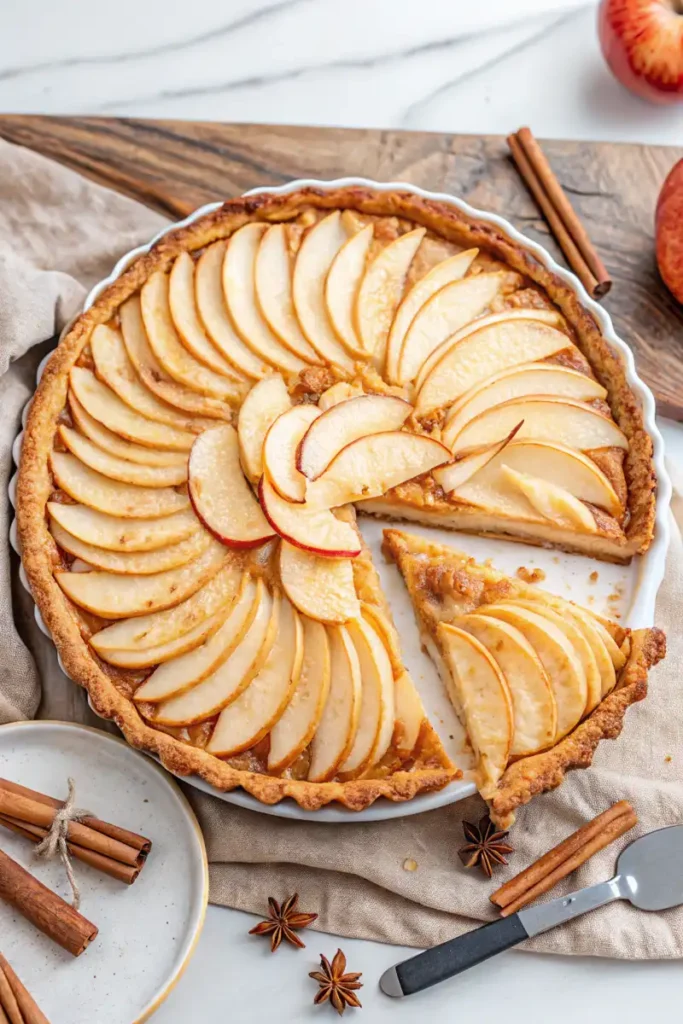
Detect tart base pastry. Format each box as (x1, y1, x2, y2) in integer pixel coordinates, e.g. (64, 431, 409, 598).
(383, 528, 666, 826)
(16, 185, 659, 811)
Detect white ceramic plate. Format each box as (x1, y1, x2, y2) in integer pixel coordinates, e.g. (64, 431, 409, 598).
(8, 177, 672, 825)
(0, 721, 207, 1023)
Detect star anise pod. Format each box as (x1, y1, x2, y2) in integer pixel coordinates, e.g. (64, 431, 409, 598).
(248, 893, 318, 952)
(310, 949, 363, 1016)
(458, 814, 514, 878)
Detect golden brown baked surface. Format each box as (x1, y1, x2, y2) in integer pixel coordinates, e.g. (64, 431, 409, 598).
(16, 186, 658, 811)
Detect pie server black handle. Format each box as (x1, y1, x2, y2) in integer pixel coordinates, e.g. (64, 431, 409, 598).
(379, 914, 529, 997)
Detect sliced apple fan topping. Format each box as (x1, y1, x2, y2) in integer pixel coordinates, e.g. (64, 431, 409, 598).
(44, 205, 634, 789)
(384, 529, 629, 799)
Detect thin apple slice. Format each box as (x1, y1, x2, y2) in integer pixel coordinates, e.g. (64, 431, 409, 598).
(120, 295, 230, 420)
(141, 271, 240, 400)
(505, 599, 602, 715)
(254, 225, 322, 363)
(98, 606, 231, 670)
(51, 519, 209, 575)
(442, 363, 608, 449)
(501, 466, 598, 533)
(50, 452, 189, 519)
(445, 440, 622, 521)
(189, 424, 274, 549)
(324, 223, 373, 356)
(454, 613, 556, 757)
(304, 432, 451, 512)
(339, 616, 395, 776)
(223, 224, 308, 374)
(91, 562, 242, 651)
(55, 539, 227, 618)
(437, 622, 513, 797)
(259, 476, 361, 558)
(267, 616, 331, 773)
(58, 425, 187, 488)
(297, 394, 412, 481)
(279, 540, 360, 624)
(68, 395, 189, 468)
(237, 374, 292, 484)
(47, 503, 198, 553)
(207, 594, 304, 756)
(153, 585, 277, 726)
(195, 241, 268, 380)
(434, 425, 522, 492)
(291, 212, 357, 371)
(451, 398, 628, 454)
(384, 248, 478, 383)
(477, 603, 587, 741)
(415, 318, 575, 417)
(495, 441, 621, 516)
(169, 252, 245, 381)
(584, 613, 627, 674)
(414, 309, 563, 395)
(317, 382, 364, 411)
(135, 575, 260, 702)
(396, 272, 505, 385)
(69, 368, 195, 452)
(355, 228, 425, 367)
(263, 404, 320, 502)
(308, 624, 362, 781)
(90, 324, 214, 431)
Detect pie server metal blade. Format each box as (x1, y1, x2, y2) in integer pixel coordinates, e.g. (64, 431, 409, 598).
(380, 823, 683, 998)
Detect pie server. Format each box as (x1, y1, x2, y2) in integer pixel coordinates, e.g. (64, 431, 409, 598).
(380, 823, 683, 998)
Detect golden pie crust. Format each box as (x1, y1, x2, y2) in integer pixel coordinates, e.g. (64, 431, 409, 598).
(382, 528, 666, 827)
(16, 186, 659, 811)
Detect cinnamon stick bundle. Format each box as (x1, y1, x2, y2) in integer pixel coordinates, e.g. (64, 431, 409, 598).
(507, 127, 612, 300)
(0, 954, 50, 1024)
(0, 779, 150, 884)
(491, 801, 637, 917)
(0, 848, 97, 957)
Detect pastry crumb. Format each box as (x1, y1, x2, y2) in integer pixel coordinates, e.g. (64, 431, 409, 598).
(403, 858, 418, 872)
(589, 571, 599, 583)
(665, 755, 673, 763)
(516, 566, 546, 584)
(483, 558, 494, 568)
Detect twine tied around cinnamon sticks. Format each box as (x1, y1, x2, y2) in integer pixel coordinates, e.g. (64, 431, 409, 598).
(32, 778, 92, 911)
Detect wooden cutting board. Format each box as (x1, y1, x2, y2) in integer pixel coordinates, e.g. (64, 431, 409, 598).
(1, 114, 681, 418)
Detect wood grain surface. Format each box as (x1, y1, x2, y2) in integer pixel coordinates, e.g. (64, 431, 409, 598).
(0, 114, 681, 417)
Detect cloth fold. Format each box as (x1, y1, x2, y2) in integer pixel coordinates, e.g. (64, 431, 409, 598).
(0, 134, 680, 959)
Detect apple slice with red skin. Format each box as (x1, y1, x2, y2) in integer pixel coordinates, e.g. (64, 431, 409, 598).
(297, 394, 412, 481)
(259, 475, 361, 558)
(262, 404, 320, 503)
(304, 431, 451, 511)
(189, 424, 274, 549)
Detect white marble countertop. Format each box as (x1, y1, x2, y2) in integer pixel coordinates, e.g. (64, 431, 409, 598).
(2, 0, 682, 1020)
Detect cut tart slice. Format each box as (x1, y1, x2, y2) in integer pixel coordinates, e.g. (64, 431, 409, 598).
(383, 528, 665, 825)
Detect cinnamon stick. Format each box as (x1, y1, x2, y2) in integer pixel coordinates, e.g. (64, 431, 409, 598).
(0, 780, 150, 855)
(491, 802, 637, 917)
(0, 816, 141, 886)
(0, 955, 50, 1024)
(0, 848, 97, 957)
(0, 790, 140, 868)
(507, 129, 612, 300)
(517, 127, 612, 295)
(0, 967, 22, 1024)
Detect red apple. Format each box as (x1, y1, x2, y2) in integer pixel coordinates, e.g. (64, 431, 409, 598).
(598, 0, 683, 104)
(656, 159, 683, 303)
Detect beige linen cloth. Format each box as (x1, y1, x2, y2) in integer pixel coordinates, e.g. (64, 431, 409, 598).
(1, 137, 681, 960)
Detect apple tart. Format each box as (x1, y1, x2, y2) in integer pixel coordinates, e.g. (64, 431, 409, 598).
(383, 529, 665, 825)
(17, 185, 659, 810)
